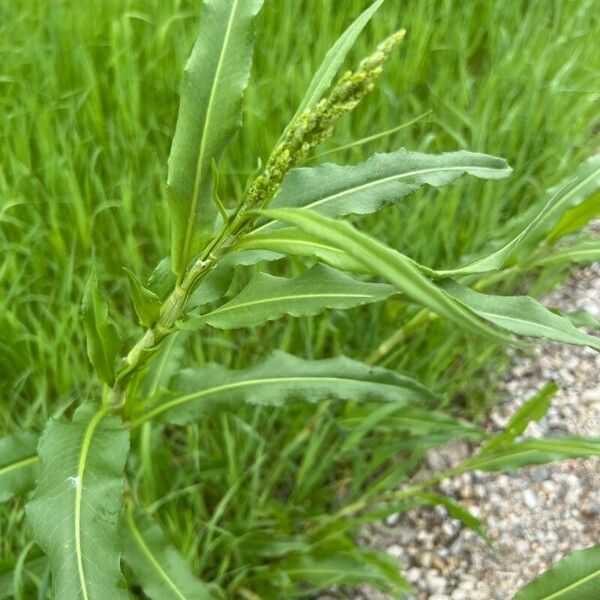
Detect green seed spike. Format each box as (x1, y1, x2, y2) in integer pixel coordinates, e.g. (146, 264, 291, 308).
(237, 28, 407, 217)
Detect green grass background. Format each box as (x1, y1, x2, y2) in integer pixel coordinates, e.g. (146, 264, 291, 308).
(1, 0, 599, 596)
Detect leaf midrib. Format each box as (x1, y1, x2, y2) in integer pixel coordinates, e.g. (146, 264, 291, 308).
(255, 163, 505, 234)
(133, 376, 401, 426)
(540, 565, 600, 599)
(203, 291, 384, 319)
(75, 406, 109, 600)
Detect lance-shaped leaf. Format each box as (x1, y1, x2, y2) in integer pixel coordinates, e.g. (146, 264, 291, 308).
(167, 0, 265, 276)
(181, 264, 396, 330)
(237, 227, 368, 273)
(259, 150, 511, 229)
(131, 351, 437, 427)
(123, 507, 218, 599)
(0, 431, 38, 503)
(441, 280, 600, 351)
(26, 404, 130, 600)
(260, 208, 512, 344)
(282, 0, 387, 139)
(464, 437, 600, 472)
(438, 153, 600, 277)
(513, 543, 600, 600)
(82, 261, 121, 385)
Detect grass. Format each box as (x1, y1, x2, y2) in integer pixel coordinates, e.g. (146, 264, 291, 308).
(1, 0, 599, 596)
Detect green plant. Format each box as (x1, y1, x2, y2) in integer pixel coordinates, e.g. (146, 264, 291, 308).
(1, 0, 600, 598)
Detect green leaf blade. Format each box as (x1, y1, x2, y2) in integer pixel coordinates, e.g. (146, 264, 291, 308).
(133, 351, 436, 427)
(123, 508, 217, 599)
(261, 208, 512, 344)
(183, 263, 396, 330)
(0, 431, 38, 503)
(513, 544, 600, 600)
(82, 262, 121, 386)
(167, 0, 265, 275)
(124, 267, 162, 327)
(442, 281, 600, 351)
(26, 405, 130, 600)
(265, 149, 511, 224)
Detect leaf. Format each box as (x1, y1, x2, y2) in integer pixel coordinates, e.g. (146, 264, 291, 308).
(167, 0, 265, 276)
(340, 404, 481, 452)
(147, 257, 177, 301)
(531, 240, 600, 267)
(277, 548, 411, 593)
(261, 208, 512, 343)
(261, 149, 511, 227)
(283, 0, 387, 134)
(0, 431, 38, 503)
(26, 404, 130, 600)
(123, 506, 217, 599)
(480, 383, 558, 453)
(237, 227, 368, 273)
(82, 260, 121, 386)
(441, 280, 600, 350)
(513, 543, 600, 600)
(438, 153, 600, 277)
(465, 437, 600, 472)
(181, 263, 396, 330)
(131, 351, 437, 427)
(124, 267, 162, 327)
(546, 189, 600, 243)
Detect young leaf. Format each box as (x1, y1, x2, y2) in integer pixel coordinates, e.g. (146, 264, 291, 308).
(147, 257, 177, 301)
(167, 0, 265, 276)
(260, 149, 511, 227)
(441, 280, 600, 351)
(284, 0, 387, 133)
(438, 153, 600, 277)
(131, 351, 437, 427)
(26, 404, 130, 600)
(261, 208, 512, 344)
(124, 267, 162, 328)
(0, 431, 38, 503)
(480, 383, 558, 453)
(123, 507, 218, 599)
(82, 261, 121, 386)
(513, 543, 600, 600)
(181, 263, 397, 330)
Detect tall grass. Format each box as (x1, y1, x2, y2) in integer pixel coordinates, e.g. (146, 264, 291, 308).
(1, 0, 599, 595)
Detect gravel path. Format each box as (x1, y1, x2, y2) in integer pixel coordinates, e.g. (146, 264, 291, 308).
(324, 262, 600, 599)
